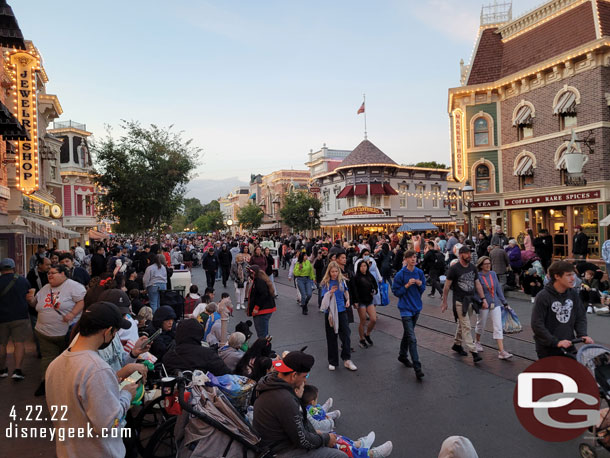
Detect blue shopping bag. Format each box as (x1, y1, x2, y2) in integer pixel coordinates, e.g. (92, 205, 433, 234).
(501, 306, 522, 334)
(379, 280, 390, 306)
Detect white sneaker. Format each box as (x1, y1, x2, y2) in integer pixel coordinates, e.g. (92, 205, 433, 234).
(475, 342, 484, 353)
(327, 409, 341, 420)
(328, 364, 336, 371)
(344, 360, 357, 371)
(498, 350, 513, 360)
(358, 431, 375, 450)
(587, 306, 593, 314)
(530, 297, 535, 304)
(595, 306, 610, 315)
(369, 441, 393, 457)
(321, 397, 333, 411)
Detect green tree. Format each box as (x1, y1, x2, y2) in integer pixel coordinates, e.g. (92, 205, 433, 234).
(280, 191, 321, 232)
(194, 210, 225, 233)
(171, 213, 187, 232)
(202, 200, 220, 214)
(237, 203, 264, 231)
(407, 161, 449, 169)
(93, 121, 200, 236)
(183, 197, 205, 224)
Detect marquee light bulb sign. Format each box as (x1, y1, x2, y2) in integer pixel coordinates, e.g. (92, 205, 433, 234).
(452, 108, 466, 182)
(8, 50, 41, 194)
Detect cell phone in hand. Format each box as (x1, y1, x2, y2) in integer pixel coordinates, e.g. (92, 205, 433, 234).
(144, 328, 162, 347)
(119, 370, 142, 389)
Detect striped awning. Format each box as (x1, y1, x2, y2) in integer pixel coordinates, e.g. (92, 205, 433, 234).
(397, 222, 438, 232)
(512, 104, 533, 126)
(383, 183, 398, 195)
(22, 216, 81, 240)
(369, 183, 385, 195)
(554, 91, 577, 115)
(353, 184, 368, 196)
(514, 155, 535, 176)
(336, 185, 354, 198)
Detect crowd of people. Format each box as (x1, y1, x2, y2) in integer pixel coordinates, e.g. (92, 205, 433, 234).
(0, 223, 603, 457)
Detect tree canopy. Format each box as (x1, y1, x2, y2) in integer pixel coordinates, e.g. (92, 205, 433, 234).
(237, 203, 264, 231)
(194, 210, 225, 233)
(407, 161, 449, 169)
(279, 191, 321, 232)
(93, 121, 200, 235)
(182, 197, 205, 224)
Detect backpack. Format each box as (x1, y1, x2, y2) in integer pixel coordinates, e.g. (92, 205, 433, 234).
(433, 252, 446, 274)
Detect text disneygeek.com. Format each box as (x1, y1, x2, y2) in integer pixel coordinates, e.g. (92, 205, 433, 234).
(5, 423, 131, 441)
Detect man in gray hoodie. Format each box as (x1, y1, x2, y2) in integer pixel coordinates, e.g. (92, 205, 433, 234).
(531, 260, 593, 359)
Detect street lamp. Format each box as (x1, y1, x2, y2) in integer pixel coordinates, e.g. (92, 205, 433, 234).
(461, 180, 474, 241)
(308, 207, 314, 235)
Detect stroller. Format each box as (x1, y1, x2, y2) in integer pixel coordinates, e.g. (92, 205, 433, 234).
(576, 344, 610, 457)
(175, 378, 273, 458)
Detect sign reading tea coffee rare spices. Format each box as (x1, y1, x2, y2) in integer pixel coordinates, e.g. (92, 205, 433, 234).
(9, 51, 40, 194)
(343, 206, 384, 216)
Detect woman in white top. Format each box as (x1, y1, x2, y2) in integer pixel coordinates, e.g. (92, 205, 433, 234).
(143, 254, 167, 313)
(30, 263, 86, 395)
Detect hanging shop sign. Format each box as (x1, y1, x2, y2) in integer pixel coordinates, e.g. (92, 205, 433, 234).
(452, 108, 466, 182)
(504, 190, 601, 207)
(471, 200, 500, 208)
(9, 50, 40, 194)
(309, 187, 320, 193)
(342, 206, 384, 216)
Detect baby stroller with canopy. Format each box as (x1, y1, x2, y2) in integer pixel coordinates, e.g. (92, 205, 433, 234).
(174, 377, 273, 458)
(576, 344, 610, 457)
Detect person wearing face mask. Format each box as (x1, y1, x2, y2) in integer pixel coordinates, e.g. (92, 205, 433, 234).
(46, 301, 138, 458)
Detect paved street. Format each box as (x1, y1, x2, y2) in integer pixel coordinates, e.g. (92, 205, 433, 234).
(1, 265, 608, 457)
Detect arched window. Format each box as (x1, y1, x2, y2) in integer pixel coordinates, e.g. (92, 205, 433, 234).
(512, 100, 535, 140)
(553, 85, 580, 130)
(514, 151, 536, 189)
(473, 117, 489, 146)
(475, 164, 491, 193)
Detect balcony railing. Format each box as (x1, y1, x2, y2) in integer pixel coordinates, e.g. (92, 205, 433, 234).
(51, 120, 86, 131)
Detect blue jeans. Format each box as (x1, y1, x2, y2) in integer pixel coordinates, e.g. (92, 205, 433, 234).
(147, 282, 167, 312)
(296, 277, 313, 310)
(399, 314, 421, 369)
(253, 313, 271, 338)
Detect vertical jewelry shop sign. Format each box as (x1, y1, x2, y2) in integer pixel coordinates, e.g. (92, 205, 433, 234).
(9, 50, 40, 194)
(452, 108, 466, 182)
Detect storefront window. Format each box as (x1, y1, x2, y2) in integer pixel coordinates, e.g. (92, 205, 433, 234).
(371, 195, 381, 207)
(347, 197, 354, 208)
(432, 185, 440, 208)
(520, 175, 535, 189)
(416, 185, 424, 208)
(475, 165, 491, 193)
(573, 205, 599, 258)
(474, 117, 489, 146)
(398, 184, 407, 208)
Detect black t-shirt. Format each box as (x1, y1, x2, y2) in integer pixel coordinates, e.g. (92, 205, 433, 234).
(0, 273, 31, 323)
(446, 262, 478, 304)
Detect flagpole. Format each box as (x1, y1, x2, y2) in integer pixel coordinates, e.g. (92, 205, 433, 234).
(363, 93, 367, 140)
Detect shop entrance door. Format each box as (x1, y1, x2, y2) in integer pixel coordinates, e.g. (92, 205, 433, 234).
(549, 208, 568, 258)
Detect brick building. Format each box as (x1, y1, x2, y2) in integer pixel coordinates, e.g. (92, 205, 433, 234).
(256, 169, 310, 233)
(448, 0, 610, 259)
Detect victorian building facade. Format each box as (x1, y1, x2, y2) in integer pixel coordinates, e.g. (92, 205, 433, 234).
(257, 169, 310, 233)
(449, 0, 610, 259)
(313, 139, 454, 239)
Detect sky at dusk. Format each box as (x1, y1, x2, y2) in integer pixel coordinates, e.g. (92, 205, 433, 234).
(15, 0, 544, 189)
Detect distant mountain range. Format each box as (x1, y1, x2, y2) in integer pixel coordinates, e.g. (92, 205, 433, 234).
(186, 177, 248, 203)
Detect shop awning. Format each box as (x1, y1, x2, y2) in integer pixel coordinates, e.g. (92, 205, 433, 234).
(0, 101, 29, 141)
(22, 216, 81, 240)
(383, 183, 398, 195)
(257, 222, 280, 231)
(397, 222, 438, 232)
(354, 184, 368, 196)
(88, 230, 110, 241)
(600, 214, 610, 227)
(554, 91, 577, 115)
(369, 183, 385, 195)
(513, 104, 533, 126)
(514, 154, 534, 176)
(336, 185, 354, 198)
